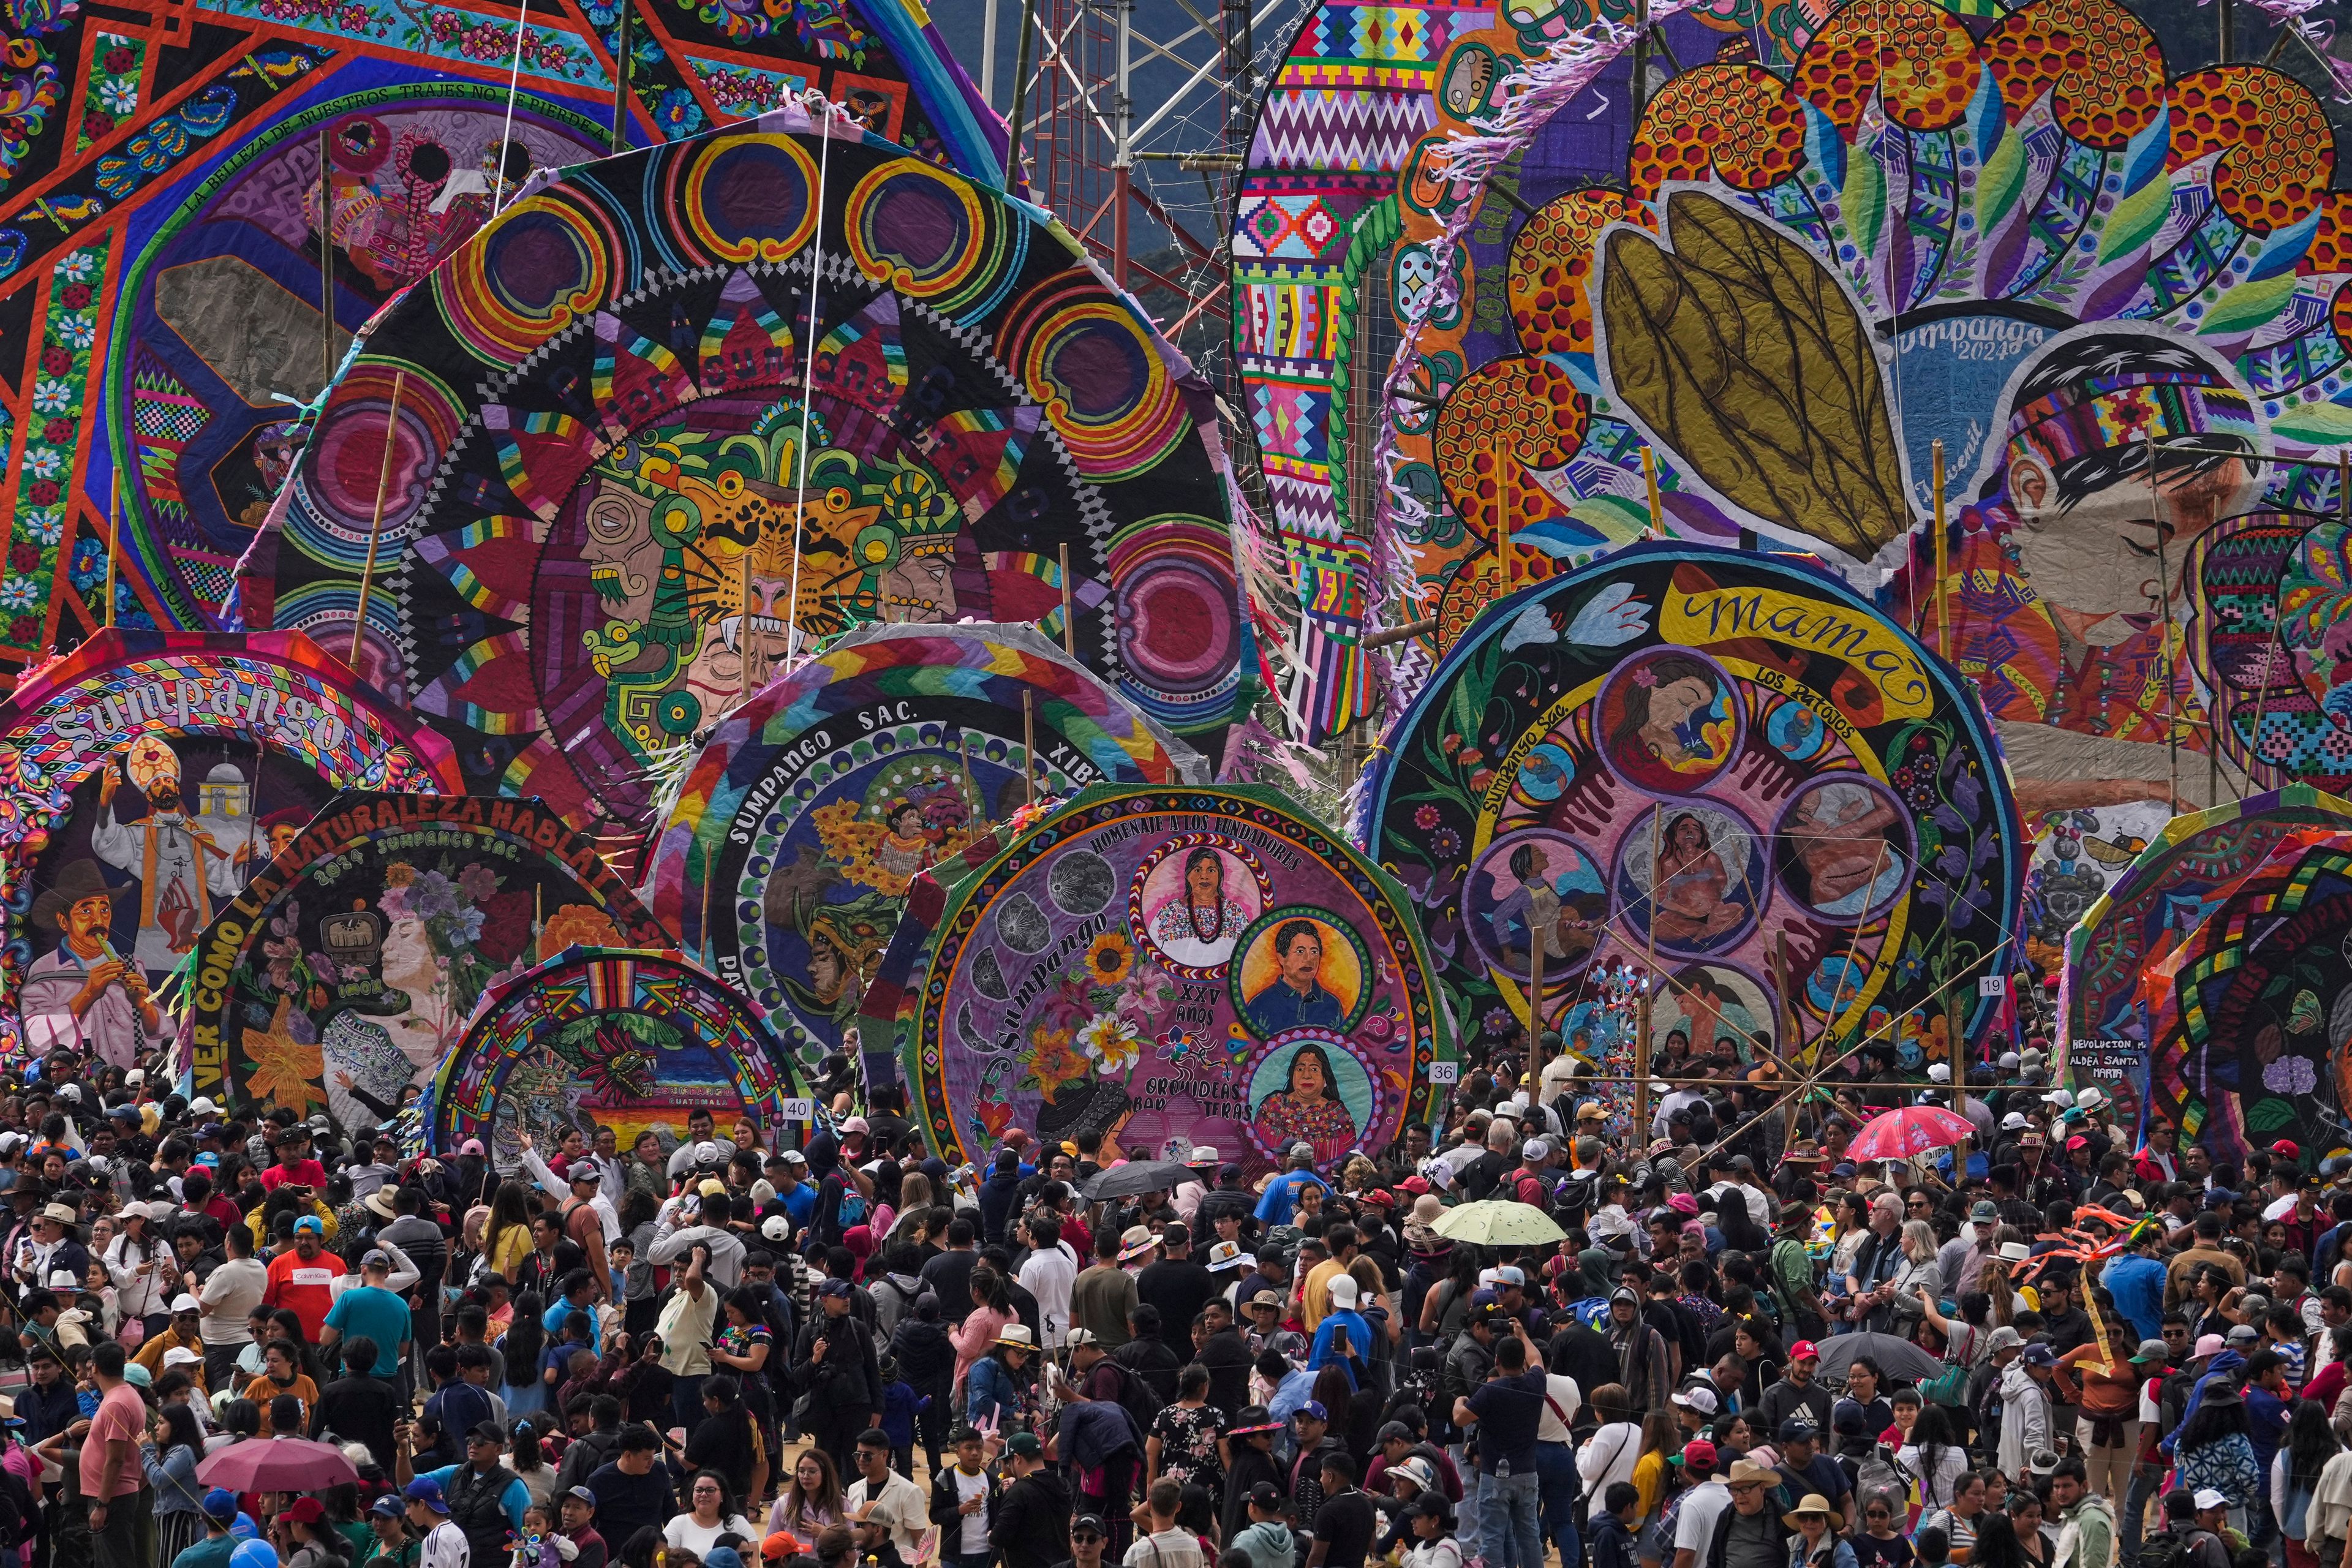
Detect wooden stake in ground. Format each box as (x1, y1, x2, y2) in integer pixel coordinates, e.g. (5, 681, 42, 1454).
(1931, 439, 1948, 658)
(104, 473, 120, 628)
(320, 126, 337, 391)
(349, 371, 409, 669)
(1058, 540, 1075, 655)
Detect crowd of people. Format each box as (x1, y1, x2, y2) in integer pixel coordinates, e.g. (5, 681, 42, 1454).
(7, 1035, 2352, 1568)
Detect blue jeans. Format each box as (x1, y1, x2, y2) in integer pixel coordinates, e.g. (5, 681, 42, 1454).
(671, 1374, 707, 1437)
(1536, 1441, 1582, 1568)
(1476, 1467, 1543, 1568)
(2123, 1463, 2163, 1567)
(1452, 1444, 1482, 1562)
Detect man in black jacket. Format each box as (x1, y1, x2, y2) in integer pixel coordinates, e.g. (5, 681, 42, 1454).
(1194, 1299, 1254, 1418)
(992, 1431, 1071, 1568)
(794, 1278, 883, 1483)
(554, 1396, 627, 1494)
(312, 1334, 401, 1472)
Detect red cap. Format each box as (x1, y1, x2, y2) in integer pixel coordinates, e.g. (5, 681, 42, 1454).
(2273, 1140, 2301, 1158)
(1790, 1340, 1821, 1361)
(2066, 1136, 2089, 1151)
(284, 1497, 326, 1526)
(1401, 1176, 1431, 1196)
(1363, 1189, 1396, 1207)
(1676, 1439, 1718, 1473)
(763, 1532, 803, 1561)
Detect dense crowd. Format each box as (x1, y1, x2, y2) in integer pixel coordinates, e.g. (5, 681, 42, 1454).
(4, 1032, 2349, 1568)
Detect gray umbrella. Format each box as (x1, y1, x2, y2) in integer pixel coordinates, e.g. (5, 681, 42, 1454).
(1809, 1330, 1945, 1387)
(1081, 1160, 1198, 1200)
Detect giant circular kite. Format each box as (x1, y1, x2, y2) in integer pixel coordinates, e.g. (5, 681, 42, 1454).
(2136, 830, 2352, 1165)
(2062, 785, 2352, 1060)
(647, 620, 1205, 1072)
(424, 946, 804, 1174)
(238, 104, 1251, 859)
(0, 0, 1006, 665)
(1359, 543, 2022, 1072)
(861, 783, 1454, 1174)
(0, 629, 459, 1065)
(181, 791, 669, 1134)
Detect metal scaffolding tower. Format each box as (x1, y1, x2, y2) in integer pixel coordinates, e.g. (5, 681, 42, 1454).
(987, 0, 1292, 373)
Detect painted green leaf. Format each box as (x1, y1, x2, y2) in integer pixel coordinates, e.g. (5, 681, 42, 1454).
(1977, 121, 2026, 230)
(2098, 170, 2171, 263)
(2247, 1096, 2299, 1132)
(2269, 399, 2352, 445)
(2198, 274, 2298, 337)
(1842, 134, 1886, 263)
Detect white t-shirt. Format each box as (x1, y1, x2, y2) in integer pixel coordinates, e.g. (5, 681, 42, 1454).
(1673, 1482, 1732, 1558)
(954, 1466, 990, 1554)
(1019, 1242, 1080, 1347)
(420, 1520, 471, 1568)
(665, 1513, 758, 1555)
(197, 1257, 269, 1346)
(1536, 1374, 1583, 1442)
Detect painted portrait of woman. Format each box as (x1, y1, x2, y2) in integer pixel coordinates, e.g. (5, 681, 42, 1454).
(1148, 848, 1253, 967)
(1615, 804, 1763, 956)
(1603, 652, 1736, 790)
(1251, 1042, 1362, 1164)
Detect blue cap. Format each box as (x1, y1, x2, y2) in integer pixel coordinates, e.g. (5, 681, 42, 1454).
(369, 1496, 403, 1519)
(404, 1477, 451, 1513)
(707, 1551, 745, 1568)
(817, 1278, 852, 1298)
(1295, 1401, 1328, 1422)
(202, 1487, 241, 1523)
(294, 1216, 324, 1235)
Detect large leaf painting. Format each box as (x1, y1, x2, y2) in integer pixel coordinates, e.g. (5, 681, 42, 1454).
(1600, 189, 1910, 560)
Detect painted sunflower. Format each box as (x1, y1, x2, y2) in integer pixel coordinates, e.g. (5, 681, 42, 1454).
(1025, 1025, 1089, 1102)
(1083, 930, 1134, 986)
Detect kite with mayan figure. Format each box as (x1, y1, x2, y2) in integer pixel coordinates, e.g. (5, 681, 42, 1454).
(0, 0, 1005, 670)
(233, 101, 1253, 867)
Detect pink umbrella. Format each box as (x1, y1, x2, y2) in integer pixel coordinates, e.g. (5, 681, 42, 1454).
(1845, 1104, 1976, 1161)
(194, 1437, 361, 1493)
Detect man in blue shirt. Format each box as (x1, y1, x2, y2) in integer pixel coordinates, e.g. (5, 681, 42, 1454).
(2101, 1224, 2168, 1342)
(543, 1270, 603, 1354)
(1308, 1274, 1373, 1373)
(772, 1151, 820, 1229)
(1245, 922, 1345, 1033)
(1453, 1334, 1547, 1568)
(321, 1250, 412, 1380)
(1255, 1145, 1333, 1227)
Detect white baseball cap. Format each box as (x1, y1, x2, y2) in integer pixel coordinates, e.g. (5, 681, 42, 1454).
(1328, 1275, 1360, 1308)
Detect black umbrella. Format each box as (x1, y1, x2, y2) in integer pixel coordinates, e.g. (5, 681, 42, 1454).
(1809, 1330, 1944, 1386)
(1082, 1160, 1197, 1200)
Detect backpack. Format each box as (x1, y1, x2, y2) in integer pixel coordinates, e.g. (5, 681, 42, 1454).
(2135, 1529, 2195, 1568)
(1106, 1355, 1165, 1428)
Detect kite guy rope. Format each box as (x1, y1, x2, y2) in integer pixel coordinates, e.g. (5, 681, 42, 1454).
(788, 92, 838, 664)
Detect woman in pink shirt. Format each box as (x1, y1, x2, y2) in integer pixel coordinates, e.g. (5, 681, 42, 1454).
(948, 1264, 1014, 1403)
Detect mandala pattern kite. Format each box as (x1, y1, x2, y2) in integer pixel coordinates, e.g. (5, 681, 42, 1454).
(646, 620, 1206, 1073)
(0, 628, 457, 1063)
(236, 104, 1251, 857)
(0, 0, 1005, 665)
(1359, 544, 2022, 1069)
(2060, 783, 2352, 1069)
(861, 783, 1454, 1176)
(182, 791, 668, 1133)
(2136, 830, 2352, 1163)
(423, 946, 804, 1174)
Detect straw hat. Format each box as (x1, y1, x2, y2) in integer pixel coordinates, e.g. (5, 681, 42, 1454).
(1783, 1495, 1843, 1531)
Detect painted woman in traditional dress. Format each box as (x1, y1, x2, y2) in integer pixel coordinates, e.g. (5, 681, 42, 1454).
(1148, 849, 1250, 968)
(1252, 1044, 1359, 1164)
